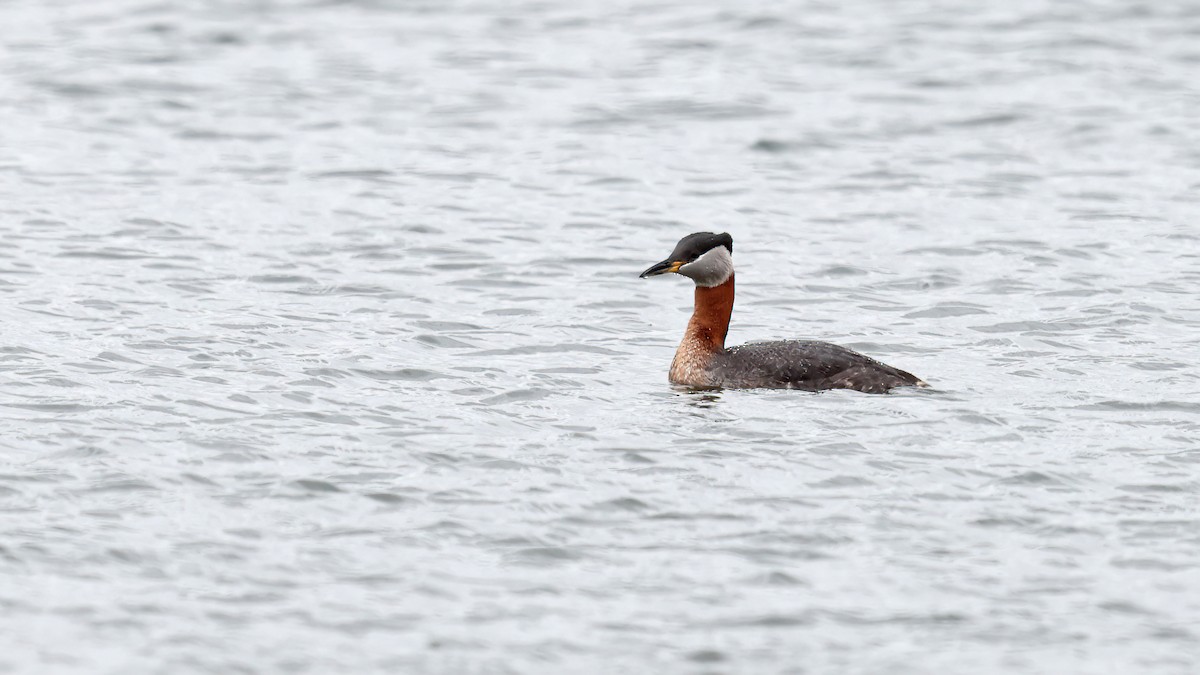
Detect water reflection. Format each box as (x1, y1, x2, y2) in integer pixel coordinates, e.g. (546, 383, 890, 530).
(0, 0, 1198, 672)
(678, 388, 723, 408)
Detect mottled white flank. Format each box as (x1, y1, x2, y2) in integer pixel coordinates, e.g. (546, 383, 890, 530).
(678, 245, 733, 287)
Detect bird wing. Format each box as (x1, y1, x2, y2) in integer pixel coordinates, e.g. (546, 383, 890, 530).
(715, 340, 921, 392)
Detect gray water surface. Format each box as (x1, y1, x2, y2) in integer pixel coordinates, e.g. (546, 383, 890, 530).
(2, 0, 1200, 673)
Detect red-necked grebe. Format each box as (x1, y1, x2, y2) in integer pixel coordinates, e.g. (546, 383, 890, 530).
(640, 232, 927, 393)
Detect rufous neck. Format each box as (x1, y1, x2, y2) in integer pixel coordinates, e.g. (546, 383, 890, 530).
(685, 273, 735, 351)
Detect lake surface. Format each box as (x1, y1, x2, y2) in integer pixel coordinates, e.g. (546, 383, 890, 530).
(2, 0, 1199, 672)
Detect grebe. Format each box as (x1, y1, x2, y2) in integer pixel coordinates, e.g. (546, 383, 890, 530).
(640, 232, 927, 393)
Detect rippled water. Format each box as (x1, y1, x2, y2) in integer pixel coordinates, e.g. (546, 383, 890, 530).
(2, 0, 1199, 672)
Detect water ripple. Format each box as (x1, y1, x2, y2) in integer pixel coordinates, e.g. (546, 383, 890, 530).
(0, 0, 1198, 672)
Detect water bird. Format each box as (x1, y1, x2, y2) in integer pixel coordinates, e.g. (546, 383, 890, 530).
(640, 232, 927, 393)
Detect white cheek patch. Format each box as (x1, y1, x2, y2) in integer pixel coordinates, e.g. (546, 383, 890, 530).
(679, 246, 734, 287)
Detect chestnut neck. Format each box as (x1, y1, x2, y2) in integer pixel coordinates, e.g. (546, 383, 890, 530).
(683, 273, 735, 353)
